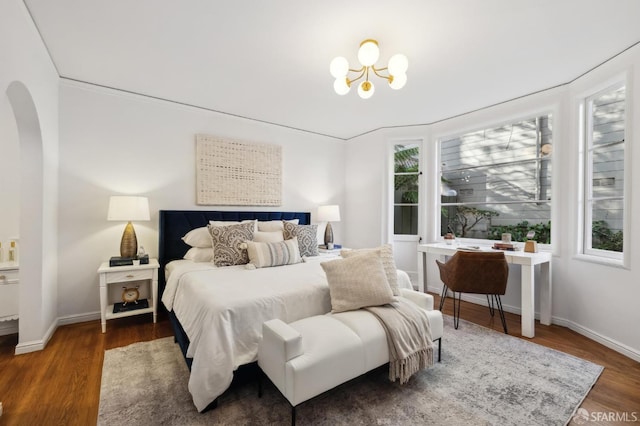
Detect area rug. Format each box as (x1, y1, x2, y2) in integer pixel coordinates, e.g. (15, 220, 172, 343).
(98, 317, 603, 425)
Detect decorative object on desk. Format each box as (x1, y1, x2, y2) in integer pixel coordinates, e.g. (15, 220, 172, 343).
(501, 233, 511, 243)
(107, 196, 150, 258)
(492, 242, 517, 251)
(317, 204, 341, 248)
(121, 286, 140, 306)
(113, 298, 148, 314)
(444, 232, 455, 245)
(524, 230, 538, 252)
(109, 256, 134, 267)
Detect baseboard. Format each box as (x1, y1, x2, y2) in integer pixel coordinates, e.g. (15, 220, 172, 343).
(14, 312, 100, 355)
(57, 311, 100, 326)
(15, 317, 58, 355)
(428, 284, 640, 362)
(563, 319, 640, 362)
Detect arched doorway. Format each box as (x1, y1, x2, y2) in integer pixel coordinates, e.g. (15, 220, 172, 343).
(6, 81, 45, 353)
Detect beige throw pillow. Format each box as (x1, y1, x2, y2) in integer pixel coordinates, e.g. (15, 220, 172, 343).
(340, 244, 400, 296)
(321, 253, 395, 313)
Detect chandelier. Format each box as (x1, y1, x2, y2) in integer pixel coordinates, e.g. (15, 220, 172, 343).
(330, 39, 408, 99)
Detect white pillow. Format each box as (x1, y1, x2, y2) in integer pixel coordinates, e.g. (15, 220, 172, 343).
(183, 247, 214, 263)
(257, 219, 299, 232)
(246, 237, 302, 268)
(253, 230, 285, 243)
(182, 227, 212, 248)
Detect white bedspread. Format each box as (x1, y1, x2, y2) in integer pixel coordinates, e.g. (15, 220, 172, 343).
(161, 260, 332, 411)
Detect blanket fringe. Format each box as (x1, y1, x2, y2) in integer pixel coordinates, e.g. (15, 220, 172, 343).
(389, 346, 434, 384)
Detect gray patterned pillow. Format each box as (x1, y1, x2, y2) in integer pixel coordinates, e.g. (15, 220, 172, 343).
(208, 222, 254, 267)
(321, 253, 395, 313)
(283, 222, 319, 257)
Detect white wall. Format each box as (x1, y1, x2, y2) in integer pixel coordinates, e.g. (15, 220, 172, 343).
(57, 81, 345, 319)
(0, 0, 59, 349)
(345, 45, 640, 361)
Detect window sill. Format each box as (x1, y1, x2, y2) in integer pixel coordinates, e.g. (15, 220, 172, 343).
(572, 253, 627, 269)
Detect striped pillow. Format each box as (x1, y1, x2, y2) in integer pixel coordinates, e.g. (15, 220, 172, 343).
(246, 237, 302, 268)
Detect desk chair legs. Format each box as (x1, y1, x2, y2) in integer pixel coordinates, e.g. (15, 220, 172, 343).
(439, 285, 448, 311)
(441, 288, 508, 334)
(492, 294, 508, 334)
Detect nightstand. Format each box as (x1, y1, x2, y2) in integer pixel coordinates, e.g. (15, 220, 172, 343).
(317, 247, 345, 260)
(97, 259, 159, 333)
(0, 262, 19, 322)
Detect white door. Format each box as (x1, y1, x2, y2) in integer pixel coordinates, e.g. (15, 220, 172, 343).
(389, 140, 423, 286)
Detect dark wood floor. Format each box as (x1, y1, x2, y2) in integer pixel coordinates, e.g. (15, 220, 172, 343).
(0, 296, 638, 425)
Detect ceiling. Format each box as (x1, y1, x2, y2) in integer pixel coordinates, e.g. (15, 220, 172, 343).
(24, 0, 640, 140)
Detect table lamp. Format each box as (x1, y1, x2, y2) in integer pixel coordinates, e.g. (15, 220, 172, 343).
(317, 205, 341, 249)
(107, 196, 150, 258)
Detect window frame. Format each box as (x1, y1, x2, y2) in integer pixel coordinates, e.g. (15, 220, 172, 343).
(437, 112, 554, 246)
(391, 140, 422, 237)
(578, 79, 629, 265)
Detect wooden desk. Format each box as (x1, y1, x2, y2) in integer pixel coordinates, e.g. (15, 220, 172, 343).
(417, 242, 552, 338)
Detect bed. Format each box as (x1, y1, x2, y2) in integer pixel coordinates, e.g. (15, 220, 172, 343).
(158, 210, 332, 412)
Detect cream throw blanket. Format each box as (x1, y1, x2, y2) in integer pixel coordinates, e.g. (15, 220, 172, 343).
(365, 298, 434, 384)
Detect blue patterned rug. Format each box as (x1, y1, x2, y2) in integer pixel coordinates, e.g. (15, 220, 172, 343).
(99, 316, 602, 425)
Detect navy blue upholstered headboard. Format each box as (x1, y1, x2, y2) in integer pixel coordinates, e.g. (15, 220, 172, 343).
(158, 210, 311, 298)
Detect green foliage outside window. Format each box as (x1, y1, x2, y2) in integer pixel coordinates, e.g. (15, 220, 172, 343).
(592, 220, 623, 252)
(395, 146, 419, 204)
(488, 221, 551, 244)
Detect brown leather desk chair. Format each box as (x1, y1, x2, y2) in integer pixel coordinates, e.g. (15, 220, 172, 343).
(436, 250, 509, 333)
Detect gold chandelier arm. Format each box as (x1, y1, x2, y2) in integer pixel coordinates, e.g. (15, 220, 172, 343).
(348, 66, 367, 85)
(371, 65, 391, 81)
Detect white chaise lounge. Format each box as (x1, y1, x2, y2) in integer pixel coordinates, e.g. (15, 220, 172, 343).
(257, 287, 443, 425)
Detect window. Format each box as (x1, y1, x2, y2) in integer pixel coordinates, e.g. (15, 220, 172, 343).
(582, 83, 625, 258)
(440, 115, 552, 243)
(393, 142, 420, 235)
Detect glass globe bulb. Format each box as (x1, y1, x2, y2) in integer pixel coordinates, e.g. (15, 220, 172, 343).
(389, 72, 407, 90)
(358, 39, 380, 67)
(333, 77, 351, 95)
(388, 53, 409, 75)
(357, 80, 375, 99)
(329, 56, 349, 78)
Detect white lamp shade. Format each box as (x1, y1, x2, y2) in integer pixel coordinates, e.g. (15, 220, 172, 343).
(357, 80, 375, 99)
(107, 196, 150, 221)
(388, 53, 409, 75)
(389, 72, 407, 90)
(358, 40, 380, 67)
(317, 205, 341, 222)
(330, 56, 349, 78)
(333, 77, 351, 95)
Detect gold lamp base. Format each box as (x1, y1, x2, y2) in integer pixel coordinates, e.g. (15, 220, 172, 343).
(120, 221, 138, 258)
